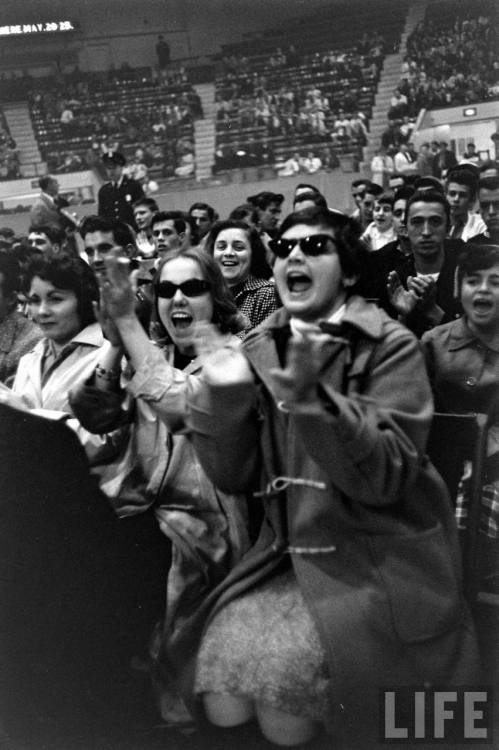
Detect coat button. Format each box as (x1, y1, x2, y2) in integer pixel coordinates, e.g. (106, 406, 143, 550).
(465, 376, 477, 386)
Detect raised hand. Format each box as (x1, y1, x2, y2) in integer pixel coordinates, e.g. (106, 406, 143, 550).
(193, 322, 253, 386)
(386, 270, 418, 317)
(98, 252, 135, 323)
(270, 332, 330, 405)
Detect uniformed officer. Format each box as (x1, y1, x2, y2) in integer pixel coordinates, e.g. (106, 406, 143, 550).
(97, 151, 144, 230)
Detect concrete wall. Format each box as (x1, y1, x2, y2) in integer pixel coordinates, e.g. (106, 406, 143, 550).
(0, 166, 361, 235)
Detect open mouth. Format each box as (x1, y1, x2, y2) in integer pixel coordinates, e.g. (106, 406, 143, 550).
(221, 260, 238, 267)
(170, 311, 193, 329)
(472, 298, 493, 313)
(287, 271, 312, 294)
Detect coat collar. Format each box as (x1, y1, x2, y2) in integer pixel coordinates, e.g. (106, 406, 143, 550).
(447, 316, 499, 354)
(248, 295, 385, 342)
(34, 322, 105, 355)
(243, 296, 384, 399)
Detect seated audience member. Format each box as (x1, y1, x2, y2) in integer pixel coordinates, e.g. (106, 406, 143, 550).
(206, 219, 279, 330)
(414, 175, 445, 194)
(189, 202, 217, 247)
(228, 203, 259, 231)
(277, 153, 300, 178)
(28, 225, 67, 258)
(416, 142, 433, 176)
(361, 191, 397, 251)
(432, 141, 458, 180)
(459, 142, 481, 167)
(360, 186, 415, 300)
(247, 191, 284, 241)
(150, 210, 191, 262)
(422, 243, 499, 597)
(80, 215, 153, 330)
(387, 172, 407, 192)
(370, 146, 393, 188)
(71, 249, 251, 724)
(358, 181, 383, 231)
(350, 178, 369, 219)
(3, 255, 129, 484)
(174, 149, 195, 179)
(184, 206, 479, 748)
(385, 189, 463, 335)
(446, 166, 487, 241)
(133, 197, 159, 258)
(293, 190, 328, 212)
(0, 252, 42, 384)
(470, 176, 499, 243)
(393, 143, 418, 176)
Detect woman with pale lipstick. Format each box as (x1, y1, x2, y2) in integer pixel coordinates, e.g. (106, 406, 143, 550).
(0, 254, 127, 478)
(206, 219, 279, 331)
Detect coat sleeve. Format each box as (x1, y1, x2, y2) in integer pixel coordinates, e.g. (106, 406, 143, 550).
(124, 343, 201, 433)
(289, 325, 434, 506)
(188, 379, 262, 494)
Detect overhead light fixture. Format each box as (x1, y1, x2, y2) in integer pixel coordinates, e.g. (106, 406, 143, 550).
(463, 107, 477, 117)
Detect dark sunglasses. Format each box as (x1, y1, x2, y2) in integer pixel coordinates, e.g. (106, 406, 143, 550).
(269, 234, 334, 259)
(156, 279, 211, 299)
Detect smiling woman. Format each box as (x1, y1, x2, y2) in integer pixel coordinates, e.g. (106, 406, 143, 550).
(70, 248, 251, 723)
(6, 255, 129, 477)
(205, 220, 279, 332)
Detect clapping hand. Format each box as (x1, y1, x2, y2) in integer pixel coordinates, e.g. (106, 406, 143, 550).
(193, 322, 254, 386)
(98, 252, 136, 323)
(270, 332, 330, 405)
(386, 271, 419, 317)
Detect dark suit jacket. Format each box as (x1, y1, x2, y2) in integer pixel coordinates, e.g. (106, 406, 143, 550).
(379, 240, 463, 336)
(98, 176, 144, 229)
(432, 149, 458, 178)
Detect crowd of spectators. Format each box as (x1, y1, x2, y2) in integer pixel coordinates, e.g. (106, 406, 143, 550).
(0, 111, 20, 181)
(26, 64, 201, 177)
(395, 9, 497, 115)
(213, 35, 383, 173)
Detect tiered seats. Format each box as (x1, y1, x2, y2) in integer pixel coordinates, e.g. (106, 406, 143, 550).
(28, 67, 202, 178)
(401, 0, 497, 113)
(211, 0, 409, 175)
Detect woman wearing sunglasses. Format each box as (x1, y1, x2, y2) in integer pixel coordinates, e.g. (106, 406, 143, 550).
(71, 248, 251, 724)
(205, 219, 279, 331)
(181, 206, 479, 747)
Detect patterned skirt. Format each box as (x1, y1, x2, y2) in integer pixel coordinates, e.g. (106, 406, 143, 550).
(194, 568, 330, 721)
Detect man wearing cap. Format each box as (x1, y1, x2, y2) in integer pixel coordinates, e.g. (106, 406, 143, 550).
(98, 152, 144, 230)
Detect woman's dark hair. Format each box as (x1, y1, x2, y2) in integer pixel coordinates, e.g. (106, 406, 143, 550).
(24, 255, 99, 329)
(0, 251, 22, 298)
(457, 243, 499, 293)
(205, 220, 272, 280)
(152, 249, 246, 340)
(278, 207, 369, 282)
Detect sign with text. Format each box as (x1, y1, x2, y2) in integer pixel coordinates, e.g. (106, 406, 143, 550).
(381, 688, 493, 744)
(0, 21, 76, 37)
